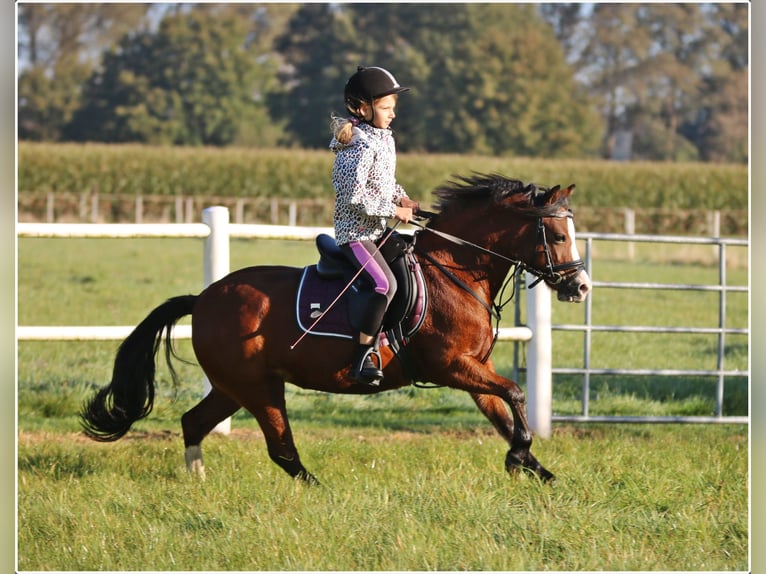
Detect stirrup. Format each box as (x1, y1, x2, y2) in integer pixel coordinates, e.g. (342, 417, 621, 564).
(351, 347, 383, 386)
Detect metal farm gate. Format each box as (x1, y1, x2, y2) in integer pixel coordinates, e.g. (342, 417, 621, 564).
(513, 232, 749, 425)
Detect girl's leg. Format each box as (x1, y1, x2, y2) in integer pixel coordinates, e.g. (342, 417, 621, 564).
(341, 241, 397, 383)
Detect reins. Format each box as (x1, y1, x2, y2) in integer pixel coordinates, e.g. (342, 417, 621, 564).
(410, 208, 584, 364)
(412, 209, 584, 287)
(415, 249, 504, 322)
(411, 212, 520, 268)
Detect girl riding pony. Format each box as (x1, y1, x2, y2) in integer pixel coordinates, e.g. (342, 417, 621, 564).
(329, 66, 419, 385)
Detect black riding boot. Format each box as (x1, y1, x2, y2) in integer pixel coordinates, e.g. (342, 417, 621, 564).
(350, 343, 383, 386)
(349, 293, 388, 385)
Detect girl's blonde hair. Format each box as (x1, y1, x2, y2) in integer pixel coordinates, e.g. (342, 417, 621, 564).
(330, 115, 357, 145)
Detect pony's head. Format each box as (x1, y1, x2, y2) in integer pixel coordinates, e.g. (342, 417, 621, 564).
(522, 183, 591, 302)
(430, 173, 591, 302)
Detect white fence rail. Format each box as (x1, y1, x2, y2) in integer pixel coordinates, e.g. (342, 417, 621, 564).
(17, 207, 552, 436)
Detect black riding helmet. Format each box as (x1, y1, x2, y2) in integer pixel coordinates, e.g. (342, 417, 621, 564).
(344, 66, 410, 119)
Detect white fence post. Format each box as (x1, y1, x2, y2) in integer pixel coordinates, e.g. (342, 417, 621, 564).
(526, 276, 552, 438)
(201, 206, 232, 434)
(624, 208, 635, 260)
(709, 210, 720, 259)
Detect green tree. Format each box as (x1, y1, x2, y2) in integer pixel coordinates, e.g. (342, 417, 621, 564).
(540, 3, 748, 163)
(575, 4, 656, 158)
(17, 4, 151, 141)
(682, 3, 748, 163)
(65, 29, 177, 143)
(68, 7, 270, 146)
(272, 3, 601, 157)
(268, 4, 362, 148)
(18, 61, 91, 141)
(463, 4, 601, 157)
(175, 3, 300, 147)
(631, 4, 711, 161)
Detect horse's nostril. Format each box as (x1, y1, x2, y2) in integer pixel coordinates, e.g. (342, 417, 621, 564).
(579, 282, 590, 294)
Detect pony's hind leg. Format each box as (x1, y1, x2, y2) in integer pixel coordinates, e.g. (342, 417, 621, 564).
(181, 388, 241, 479)
(471, 392, 555, 483)
(239, 374, 320, 486)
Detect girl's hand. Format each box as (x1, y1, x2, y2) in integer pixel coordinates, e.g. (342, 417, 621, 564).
(399, 197, 420, 211)
(395, 206, 414, 223)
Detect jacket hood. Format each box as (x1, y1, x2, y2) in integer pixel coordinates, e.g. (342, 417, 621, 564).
(329, 122, 390, 152)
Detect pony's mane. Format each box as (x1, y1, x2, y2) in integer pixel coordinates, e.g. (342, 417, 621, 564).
(431, 173, 568, 218)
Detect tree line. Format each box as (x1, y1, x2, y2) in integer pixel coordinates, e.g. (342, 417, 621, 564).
(17, 3, 748, 163)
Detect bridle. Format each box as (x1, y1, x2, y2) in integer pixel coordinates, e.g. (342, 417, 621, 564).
(412, 209, 585, 289)
(527, 210, 586, 288)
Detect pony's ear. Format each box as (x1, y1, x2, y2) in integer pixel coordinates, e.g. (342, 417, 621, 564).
(548, 183, 575, 204)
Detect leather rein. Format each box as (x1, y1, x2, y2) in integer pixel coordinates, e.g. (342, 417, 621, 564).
(412, 208, 585, 288)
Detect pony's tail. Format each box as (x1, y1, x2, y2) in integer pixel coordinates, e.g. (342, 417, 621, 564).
(80, 295, 198, 442)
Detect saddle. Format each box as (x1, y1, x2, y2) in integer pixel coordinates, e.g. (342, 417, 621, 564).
(295, 230, 428, 355)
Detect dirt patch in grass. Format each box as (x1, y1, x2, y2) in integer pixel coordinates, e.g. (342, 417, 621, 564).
(18, 425, 504, 448)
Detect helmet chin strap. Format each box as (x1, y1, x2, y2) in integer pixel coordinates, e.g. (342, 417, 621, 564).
(367, 100, 377, 125)
(351, 101, 375, 126)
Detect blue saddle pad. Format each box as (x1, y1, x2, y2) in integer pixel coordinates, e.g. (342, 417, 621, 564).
(295, 265, 355, 339)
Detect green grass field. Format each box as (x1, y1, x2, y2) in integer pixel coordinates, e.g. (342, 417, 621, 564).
(17, 235, 749, 571)
(18, 424, 747, 571)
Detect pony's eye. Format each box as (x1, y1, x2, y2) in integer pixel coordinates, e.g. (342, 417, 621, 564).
(554, 233, 566, 243)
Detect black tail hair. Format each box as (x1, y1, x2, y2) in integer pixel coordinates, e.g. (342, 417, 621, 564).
(80, 295, 197, 441)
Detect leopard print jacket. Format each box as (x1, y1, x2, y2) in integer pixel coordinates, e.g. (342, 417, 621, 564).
(330, 122, 409, 245)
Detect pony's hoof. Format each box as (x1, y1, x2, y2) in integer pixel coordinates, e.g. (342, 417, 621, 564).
(184, 445, 206, 480)
(505, 450, 555, 483)
(538, 467, 556, 484)
(296, 470, 321, 486)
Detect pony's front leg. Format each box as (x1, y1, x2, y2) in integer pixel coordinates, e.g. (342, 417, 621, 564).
(471, 391, 555, 482)
(433, 354, 554, 482)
